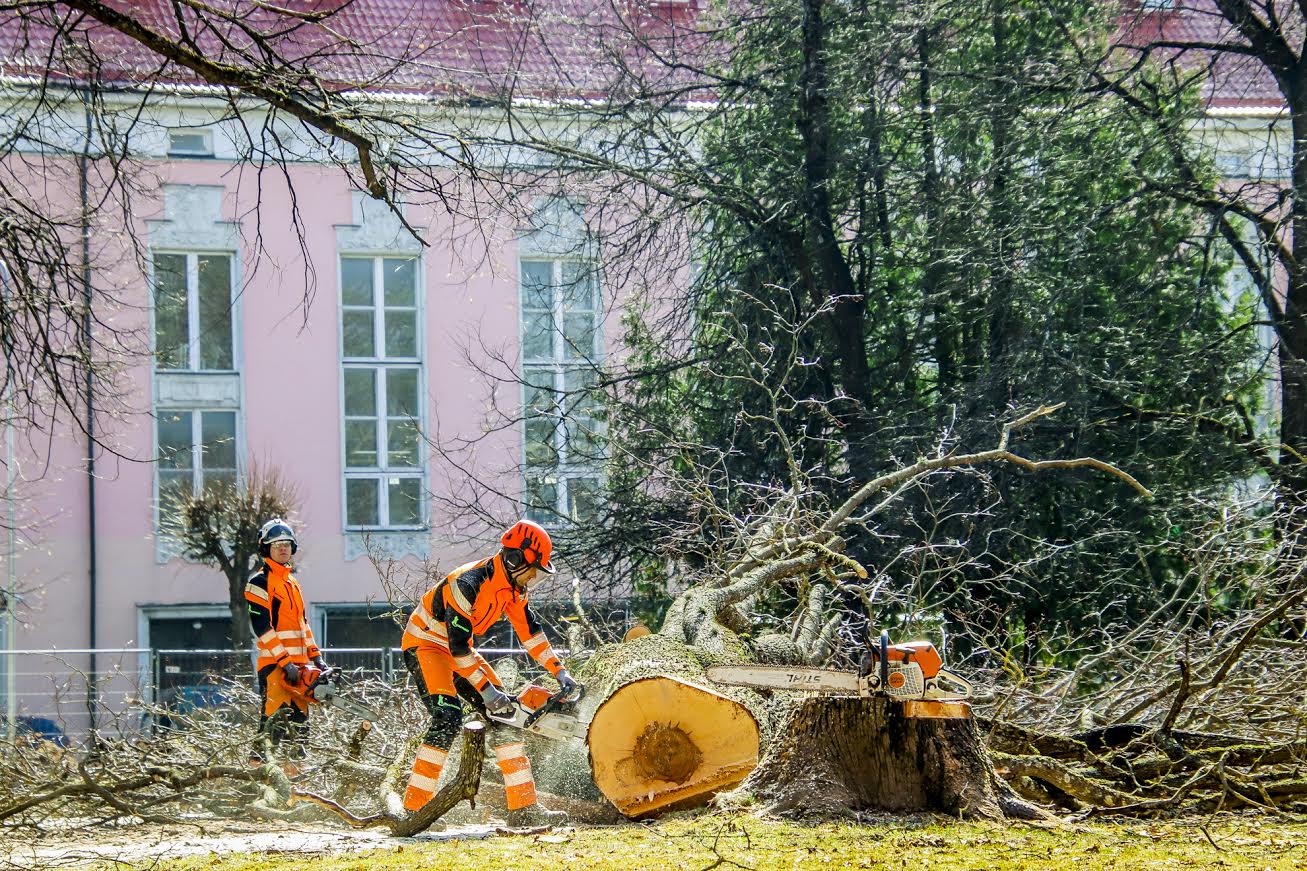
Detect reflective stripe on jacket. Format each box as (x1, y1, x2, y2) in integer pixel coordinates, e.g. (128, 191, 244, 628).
(401, 553, 563, 688)
(245, 558, 319, 670)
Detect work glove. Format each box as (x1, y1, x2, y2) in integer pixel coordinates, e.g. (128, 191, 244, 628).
(282, 662, 301, 685)
(312, 655, 328, 671)
(555, 669, 578, 696)
(479, 683, 515, 716)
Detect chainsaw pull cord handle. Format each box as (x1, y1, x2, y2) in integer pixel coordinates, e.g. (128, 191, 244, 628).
(523, 684, 586, 730)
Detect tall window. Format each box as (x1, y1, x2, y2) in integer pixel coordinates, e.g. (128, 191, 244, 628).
(520, 259, 603, 523)
(157, 410, 238, 518)
(152, 252, 234, 371)
(340, 256, 424, 529)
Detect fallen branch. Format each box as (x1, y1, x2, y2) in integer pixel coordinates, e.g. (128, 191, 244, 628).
(291, 720, 485, 836)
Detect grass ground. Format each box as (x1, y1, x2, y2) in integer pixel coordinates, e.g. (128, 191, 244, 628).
(152, 814, 1306, 870)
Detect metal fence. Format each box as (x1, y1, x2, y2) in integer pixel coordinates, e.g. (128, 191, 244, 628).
(0, 648, 146, 745)
(0, 646, 544, 745)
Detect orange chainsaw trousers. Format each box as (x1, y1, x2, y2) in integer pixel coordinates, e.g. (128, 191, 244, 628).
(405, 645, 501, 697)
(400, 648, 543, 814)
(252, 663, 307, 762)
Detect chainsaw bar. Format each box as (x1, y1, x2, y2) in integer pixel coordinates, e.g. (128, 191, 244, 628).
(706, 663, 973, 701)
(705, 664, 871, 696)
(314, 681, 380, 722)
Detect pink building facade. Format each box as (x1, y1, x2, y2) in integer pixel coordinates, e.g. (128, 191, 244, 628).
(4, 106, 624, 665)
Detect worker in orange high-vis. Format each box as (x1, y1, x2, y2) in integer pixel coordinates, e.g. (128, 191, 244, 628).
(244, 518, 328, 770)
(400, 519, 575, 826)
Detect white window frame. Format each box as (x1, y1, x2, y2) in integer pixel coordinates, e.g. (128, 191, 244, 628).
(153, 408, 241, 530)
(339, 254, 427, 531)
(166, 128, 215, 157)
(150, 250, 236, 372)
(520, 257, 605, 524)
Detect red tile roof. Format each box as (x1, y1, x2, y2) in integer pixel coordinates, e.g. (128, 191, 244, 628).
(0, 2, 1287, 112)
(1117, 1, 1286, 111)
(0, 0, 711, 101)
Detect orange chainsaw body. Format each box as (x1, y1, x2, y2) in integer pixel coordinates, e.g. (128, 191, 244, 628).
(515, 683, 555, 713)
(878, 641, 945, 679)
(264, 665, 322, 717)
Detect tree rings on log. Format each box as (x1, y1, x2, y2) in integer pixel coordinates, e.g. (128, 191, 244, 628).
(588, 675, 760, 818)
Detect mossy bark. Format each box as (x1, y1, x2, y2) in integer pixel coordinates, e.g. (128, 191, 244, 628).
(732, 697, 1049, 821)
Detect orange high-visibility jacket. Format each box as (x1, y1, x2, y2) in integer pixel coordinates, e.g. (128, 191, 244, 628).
(401, 554, 563, 689)
(244, 558, 320, 671)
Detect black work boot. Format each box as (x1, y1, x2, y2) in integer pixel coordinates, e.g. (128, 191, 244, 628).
(505, 803, 569, 827)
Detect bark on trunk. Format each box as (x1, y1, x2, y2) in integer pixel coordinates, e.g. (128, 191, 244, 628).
(732, 696, 1048, 821)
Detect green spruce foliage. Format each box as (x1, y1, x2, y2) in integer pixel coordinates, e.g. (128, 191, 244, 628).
(594, 0, 1263, 655)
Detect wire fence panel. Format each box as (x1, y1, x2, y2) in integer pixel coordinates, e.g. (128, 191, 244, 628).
(0, 646, 552, 744)
(0, 648, 146, 745)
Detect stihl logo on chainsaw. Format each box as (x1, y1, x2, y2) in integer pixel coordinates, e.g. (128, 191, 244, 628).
(704, 630, 973, 703)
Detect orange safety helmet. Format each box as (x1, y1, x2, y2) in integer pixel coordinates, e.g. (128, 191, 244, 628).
(500, 519, 556, 574)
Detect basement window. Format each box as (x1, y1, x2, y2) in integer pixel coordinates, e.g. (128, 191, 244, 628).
(167, 128, 214, 157)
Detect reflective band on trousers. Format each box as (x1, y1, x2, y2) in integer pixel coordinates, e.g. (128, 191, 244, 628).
(416, 745, 447, 766)
(404, 742, 447, 812)
(407, 773, 438, 792)
(495, 743, 537, 810)
(494, 743, 526, 761)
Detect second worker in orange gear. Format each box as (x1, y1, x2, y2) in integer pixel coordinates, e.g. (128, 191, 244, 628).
(244, 518, 327, 771)
(399, 519, 574, 826)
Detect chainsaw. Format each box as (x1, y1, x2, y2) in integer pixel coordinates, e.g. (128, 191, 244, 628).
(265, 665, 380, 722)
(486, 682, 587, 742)
(706, 631, 972, 702)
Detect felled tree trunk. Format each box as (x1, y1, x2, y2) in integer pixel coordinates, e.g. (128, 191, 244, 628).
(577, 632, 774, 818)
(736, 697, 1048, 820)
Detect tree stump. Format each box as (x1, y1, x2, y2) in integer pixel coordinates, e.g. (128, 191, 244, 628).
(736, 697, 1040, 820)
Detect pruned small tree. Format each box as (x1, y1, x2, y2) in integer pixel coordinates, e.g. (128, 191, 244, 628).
(161, 463, 299, 652)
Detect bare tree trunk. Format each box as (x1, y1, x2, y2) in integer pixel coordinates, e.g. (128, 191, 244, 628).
(227, 565, 253, 653)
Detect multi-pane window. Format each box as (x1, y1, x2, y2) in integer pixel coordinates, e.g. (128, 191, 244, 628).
(152, 252, 234, 371)
(156, 410, 238, 519)
(521, 259, 603, 524)
(341, 256, 424, 529)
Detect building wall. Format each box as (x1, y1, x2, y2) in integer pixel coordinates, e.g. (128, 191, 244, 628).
(3, 103, 626, 657)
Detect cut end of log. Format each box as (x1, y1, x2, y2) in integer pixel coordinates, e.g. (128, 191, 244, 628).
(588, 675, 760, 818)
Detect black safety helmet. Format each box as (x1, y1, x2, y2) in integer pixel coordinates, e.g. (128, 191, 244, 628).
(258, 518, 298, 557)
